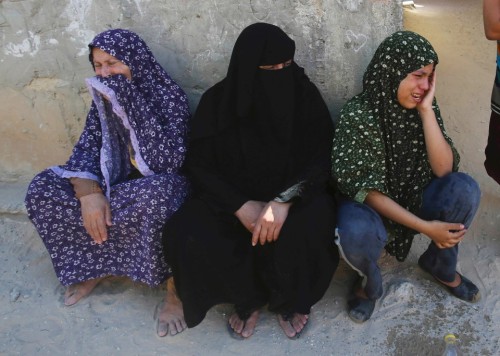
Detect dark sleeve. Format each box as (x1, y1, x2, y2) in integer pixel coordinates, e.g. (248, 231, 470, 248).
(281, 82, 334, 202)
(185, 85, 249, 213)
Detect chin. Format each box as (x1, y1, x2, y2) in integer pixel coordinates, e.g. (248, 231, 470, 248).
(399, 101, 416, 110)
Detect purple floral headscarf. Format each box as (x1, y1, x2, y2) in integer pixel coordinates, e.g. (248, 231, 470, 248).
(88, 28, 188, 115)
(51, 29, 191, 197)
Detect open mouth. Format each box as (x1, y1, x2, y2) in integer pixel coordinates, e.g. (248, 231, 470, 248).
(411, 93, 422, 101)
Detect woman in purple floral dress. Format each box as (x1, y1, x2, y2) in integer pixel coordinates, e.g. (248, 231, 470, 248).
(25, 29, 190, 336)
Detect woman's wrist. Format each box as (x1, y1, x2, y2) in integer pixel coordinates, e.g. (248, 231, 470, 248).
(418, 106, 435, 120)
(79, 192, 105, 202)
(70, 178, 103, 199)
(413, 218, 430, 237)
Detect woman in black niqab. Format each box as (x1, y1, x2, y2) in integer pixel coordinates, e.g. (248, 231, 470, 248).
(163, 22, 338, 339)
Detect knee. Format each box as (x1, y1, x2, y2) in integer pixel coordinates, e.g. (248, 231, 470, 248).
(336, 202, 387, 251)
(139, 174, 188, 204)
(449, 172, 480, 196)
(422, 173, 481, 224)
(25, 169, 60, 203)
(27, 169, 52, 190)
(443, 173, 481, 207)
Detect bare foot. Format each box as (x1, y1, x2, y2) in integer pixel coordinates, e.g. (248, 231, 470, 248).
(64, 277, 106, 306)
(228, 309, 260, 339)
(277, 313, 308, 339)
(156, 277, 187, 337)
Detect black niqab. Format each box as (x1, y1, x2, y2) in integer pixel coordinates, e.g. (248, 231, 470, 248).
(188, 22, 333, 205)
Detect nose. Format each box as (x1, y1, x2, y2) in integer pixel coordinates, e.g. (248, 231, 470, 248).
(101, 65, 111, 77)
(419, 77, 430, 91)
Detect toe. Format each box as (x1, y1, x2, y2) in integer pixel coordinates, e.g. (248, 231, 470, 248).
(174, 319, 185, 334)
(241, 311, 258, 338)
(169, 323, 178, 336)
(64, 287, 81, 306)
(229, 314, 244, 334)
(180, 318, 188, 330)
(156, 320, 169, 337)
(296, 313, 308, 325)
(64, 295, 77, 306)
(64, 285, 76, 299)
(290, 315, 305, 333)
(278, 315, 296, 338)
(241, 328, 252, 338)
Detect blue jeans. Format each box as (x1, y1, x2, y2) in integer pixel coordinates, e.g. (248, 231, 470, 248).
(335, 172, 481, 300)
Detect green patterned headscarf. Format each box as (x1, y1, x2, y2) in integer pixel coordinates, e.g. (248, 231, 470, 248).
(332, 31, 459, 261)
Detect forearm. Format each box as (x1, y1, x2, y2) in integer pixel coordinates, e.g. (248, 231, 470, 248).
(484, 0, 500, 39)
(364, 190, 429, 234)
(419, 108, 453, 176)
(365, 190, 467, 247)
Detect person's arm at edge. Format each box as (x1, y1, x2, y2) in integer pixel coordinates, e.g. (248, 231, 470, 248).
(484, 0, 500, 40)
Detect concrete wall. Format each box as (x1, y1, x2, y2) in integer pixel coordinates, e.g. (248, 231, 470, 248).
(0, 0, 402, 182)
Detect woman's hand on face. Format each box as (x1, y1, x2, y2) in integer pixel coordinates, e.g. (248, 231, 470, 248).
(235, 200, 267, 233)
(251, 201, 292, 246)
(79, 193, 112, 244)
(417, 70, 436, 114)
(421, 220, 466, 248)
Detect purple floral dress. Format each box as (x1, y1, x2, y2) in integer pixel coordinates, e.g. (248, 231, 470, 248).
(25, 29, 190, 287)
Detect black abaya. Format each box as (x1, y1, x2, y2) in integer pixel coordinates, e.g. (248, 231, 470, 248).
(164, 194, 337, 327)
(162, 22, 339, 328)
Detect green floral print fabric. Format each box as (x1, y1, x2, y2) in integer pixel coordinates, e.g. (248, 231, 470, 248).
(332, 31, 459, 261)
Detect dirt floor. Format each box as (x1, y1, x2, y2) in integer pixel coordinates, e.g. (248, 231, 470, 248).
(1, 0, 499, 355)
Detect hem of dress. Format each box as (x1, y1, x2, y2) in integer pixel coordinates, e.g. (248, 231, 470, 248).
(58, 270, 171, 288)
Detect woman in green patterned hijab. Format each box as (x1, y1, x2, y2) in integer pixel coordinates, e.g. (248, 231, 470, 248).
(332, 31, 481, 323)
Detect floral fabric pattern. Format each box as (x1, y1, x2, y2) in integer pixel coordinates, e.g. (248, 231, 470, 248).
(25, 29, 191, 286)
(26, 170, 189, 286)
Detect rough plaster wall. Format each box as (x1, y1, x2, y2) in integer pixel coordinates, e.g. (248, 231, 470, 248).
(0, 0, 402, 182)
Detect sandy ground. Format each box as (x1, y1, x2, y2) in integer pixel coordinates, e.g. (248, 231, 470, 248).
(1, 0, 499, 355)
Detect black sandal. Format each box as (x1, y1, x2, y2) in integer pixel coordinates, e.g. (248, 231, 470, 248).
(347, 296, 376, 323)
(347, 276, 377, 323)
(418, 258, 480, 303)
